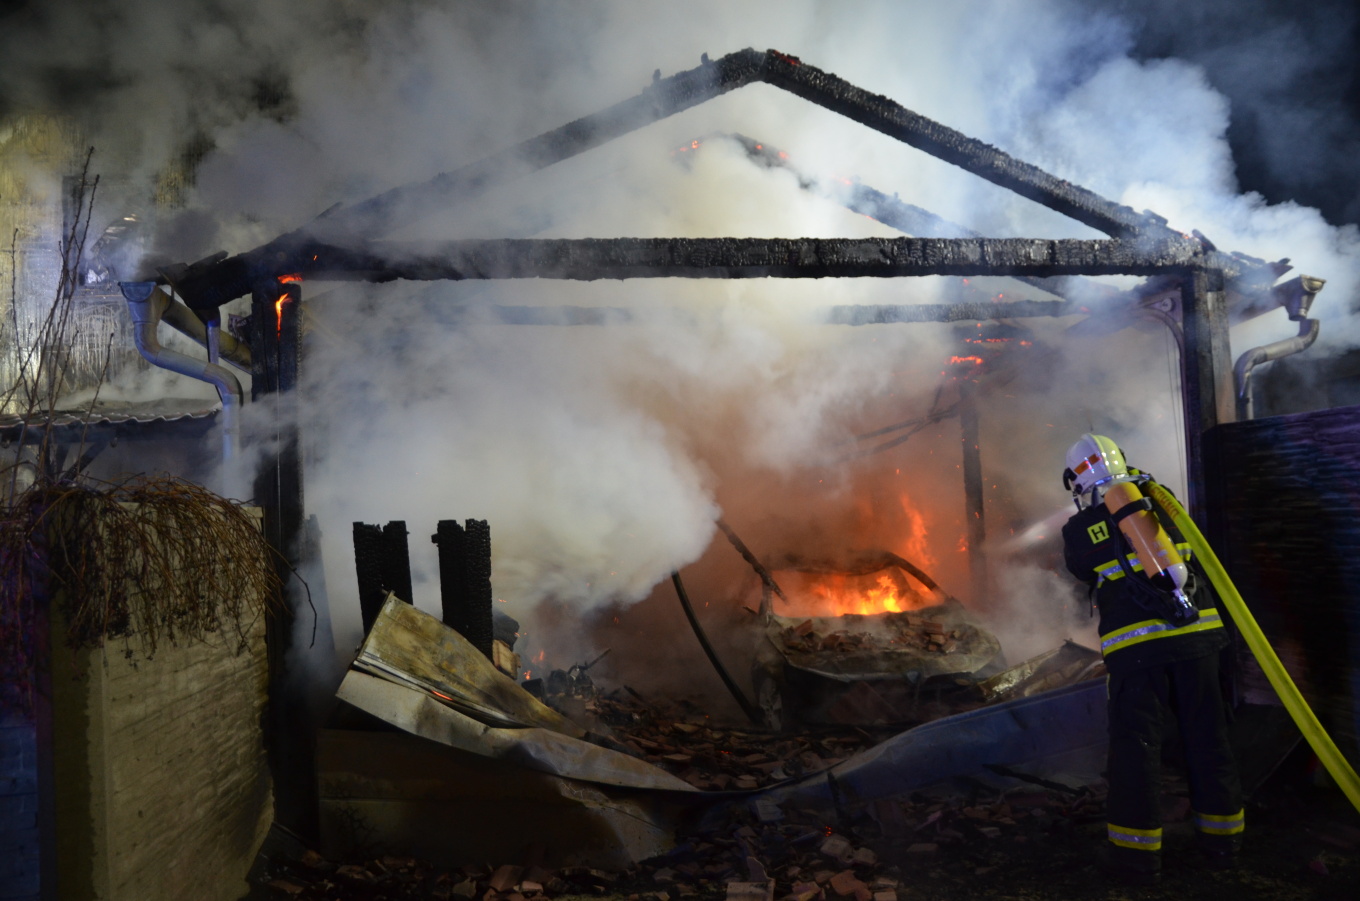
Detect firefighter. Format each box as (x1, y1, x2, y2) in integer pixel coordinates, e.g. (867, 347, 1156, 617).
(1060, 434, 1243, 884)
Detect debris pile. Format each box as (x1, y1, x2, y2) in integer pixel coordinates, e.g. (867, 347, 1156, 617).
(634, 782, 1109, 901)
(758, 602, 1001, 682)
(254, 781, 1112, 900)
(776, 611, 970, 657)
(541, 686, 886, 791)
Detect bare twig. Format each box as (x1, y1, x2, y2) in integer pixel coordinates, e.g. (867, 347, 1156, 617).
(1, 150, 283, 715)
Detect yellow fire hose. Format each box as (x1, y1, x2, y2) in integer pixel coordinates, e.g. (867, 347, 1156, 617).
(1146, 481, 1360, 813)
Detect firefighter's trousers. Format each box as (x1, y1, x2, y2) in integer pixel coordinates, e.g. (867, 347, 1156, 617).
(1105, 653, 1244, 871)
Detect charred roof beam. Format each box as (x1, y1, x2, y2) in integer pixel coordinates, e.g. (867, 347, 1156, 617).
(309, 49, 768, 243)
(254, 235, 1205, 283)
(755, 52, 1167, 241)
(316, 47, 1169, 245)
(170, 48, 1195, 309)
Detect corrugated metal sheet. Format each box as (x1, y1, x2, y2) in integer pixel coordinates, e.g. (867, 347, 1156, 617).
(0, 398, 218, 440)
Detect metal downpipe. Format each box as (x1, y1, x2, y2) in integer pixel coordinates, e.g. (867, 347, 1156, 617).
(1233, 274, 1326, 420)
(1234, 319, 1321, 420)
(160, 293, 252, 372)
(120, 281, 242, 463)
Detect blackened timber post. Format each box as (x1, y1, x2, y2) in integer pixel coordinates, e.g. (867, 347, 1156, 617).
(381, 520, 414, 606)
(1179, 265, 1234, 520)
(248, 276, 314, 840)
(432, 519, 494, 659)
(352, 522, 386, 633)
(959, 375, 987, 604)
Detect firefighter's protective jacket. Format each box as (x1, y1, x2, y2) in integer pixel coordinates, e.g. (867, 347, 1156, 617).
(1062, 479, 1228, 675)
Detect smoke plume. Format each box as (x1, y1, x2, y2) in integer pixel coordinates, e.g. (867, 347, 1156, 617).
(3, 0, 1357, 697)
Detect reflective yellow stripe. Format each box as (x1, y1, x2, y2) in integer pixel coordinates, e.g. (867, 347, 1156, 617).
(1108, 823, 1162, 850)
(1101, 609, 1223, 656)
(1094, 546, 1197, 582)
(1195, 809, 1245, 835)
(1096, 561, 1125, 580)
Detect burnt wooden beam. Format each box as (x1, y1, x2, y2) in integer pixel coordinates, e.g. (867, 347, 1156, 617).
(190, 236, 1206, 294)
(167, 48, 1202, 309)
(755, 51, 1162, 240)
(301, 46, 1155, 246)
(352, 520, 415, 634)
(827, 298, 1079, 324)
(165, 48, 1287, 312)
(315, 48, 1164, 244)
(433, 299, 1079, 326)
(314, 50, 768, 241)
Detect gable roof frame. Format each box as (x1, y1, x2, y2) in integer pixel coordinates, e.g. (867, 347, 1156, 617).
(158, 48, 1271, 513)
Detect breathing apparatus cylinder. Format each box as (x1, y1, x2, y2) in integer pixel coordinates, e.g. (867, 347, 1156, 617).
(1102, 480, 1198, 624)
(1065, 434, 1198, 625)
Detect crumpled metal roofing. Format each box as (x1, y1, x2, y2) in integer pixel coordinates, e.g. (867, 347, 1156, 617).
(0, 398, 219, 440)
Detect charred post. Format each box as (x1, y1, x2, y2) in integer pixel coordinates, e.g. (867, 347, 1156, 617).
(432, 519, 494, 659)
(381, 520, 414, 605)
(959, 356, 987, 603)
(249, 276, 306, 569)
(352, 522, 387, 633)
(248, 276, 313, 840)
(1180, 264, 1235, 517)
(352, 520, 414, 632)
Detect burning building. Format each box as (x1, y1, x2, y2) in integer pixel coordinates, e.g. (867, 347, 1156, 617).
(4, 2, 1360, 895)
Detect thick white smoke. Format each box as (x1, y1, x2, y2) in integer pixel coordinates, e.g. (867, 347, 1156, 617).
(4, 0, 1357, 692)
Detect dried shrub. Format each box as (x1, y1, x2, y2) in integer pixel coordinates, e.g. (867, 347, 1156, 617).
(1, 151, 284, 715)
(1, 475, 282, 707)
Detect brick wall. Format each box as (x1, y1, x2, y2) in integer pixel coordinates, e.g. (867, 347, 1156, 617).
(0, 504, 274, 901)
(1208, 405, 1360, 760)
(48, 603, 274, 901)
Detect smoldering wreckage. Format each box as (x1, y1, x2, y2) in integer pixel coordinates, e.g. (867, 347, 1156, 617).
(10, 46, 1360, 898)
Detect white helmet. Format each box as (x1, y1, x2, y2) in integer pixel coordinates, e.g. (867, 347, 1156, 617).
(1063, 433, 1132, 497)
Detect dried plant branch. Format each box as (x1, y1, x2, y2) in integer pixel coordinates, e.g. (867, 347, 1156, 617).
(2, 150, 286, 715)
(2, 476, 282, 698)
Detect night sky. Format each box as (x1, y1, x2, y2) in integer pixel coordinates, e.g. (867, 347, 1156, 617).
(1, 1, 1358, 228)
(1096, 0, 1360, 227)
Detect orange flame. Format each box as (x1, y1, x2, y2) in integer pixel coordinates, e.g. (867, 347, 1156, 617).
(772, 492, 937, 618)
(273, 275, 301, 335)
(813, 572, 913, 615)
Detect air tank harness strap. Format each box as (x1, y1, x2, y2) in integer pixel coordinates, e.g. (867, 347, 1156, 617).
(1103, 503, 1196, 624)
(1110, 496, 1153, 524)
(1087, 503, 1145, 619)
